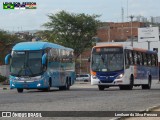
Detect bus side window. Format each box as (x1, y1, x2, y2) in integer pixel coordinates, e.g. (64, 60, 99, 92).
(151, 54, 156, 66)
(48, 49, 53, 62)
(143, 53, 147, 66)
(147, 54, 151, 66)
(140, 52, 143, 65)
(141, 53, 144, 65)
(125, 50, 130, 66)
(137, 52, 142, 65)
(69, 51, 73, 62)
(155, 55, 158, 66)
(46, 48, 51, 63)
(133, 51, 137, 65)
(129, 50, 133, 65)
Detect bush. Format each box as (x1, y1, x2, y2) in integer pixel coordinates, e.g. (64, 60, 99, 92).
(0, 75, 7, 83)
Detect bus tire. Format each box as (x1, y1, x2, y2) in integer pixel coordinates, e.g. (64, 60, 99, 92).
(128, 75, 134, 90)
(59, 78, 70, 90)
(59, 86, 64, 90)
(17, 88, 23, 93)
(44, 78, 51, 92)
(98, 85, 105, 91)
(119, 85, 127, 90)
(65, 78, 70, 90)
(121, 75, 134, 90)
(142, 76, 152, 89)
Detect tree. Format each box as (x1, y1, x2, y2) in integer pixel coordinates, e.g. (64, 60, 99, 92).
(43, 10, 100, 59)
(35, 30, 56, 42)
(0, 31, 21, 64)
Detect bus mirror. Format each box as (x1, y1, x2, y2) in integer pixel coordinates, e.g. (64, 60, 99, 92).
(88, 57, 90, 62)
(5, 54, 11, 65)
(42, 53, 47, 65)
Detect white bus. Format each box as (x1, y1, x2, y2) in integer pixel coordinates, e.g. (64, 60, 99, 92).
(90, 44, 159, 90)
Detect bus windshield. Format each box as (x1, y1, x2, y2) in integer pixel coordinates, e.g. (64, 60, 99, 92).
(91, 47, 124, 72)
(10, 50, 43, 77)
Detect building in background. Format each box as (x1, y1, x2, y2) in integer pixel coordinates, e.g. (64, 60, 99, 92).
(150, 16, 160, 24)
(78, 21, 160, 74)
(97, 22, 145, 42)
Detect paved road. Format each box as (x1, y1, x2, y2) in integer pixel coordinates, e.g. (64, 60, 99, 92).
(0, 81, 160, 120)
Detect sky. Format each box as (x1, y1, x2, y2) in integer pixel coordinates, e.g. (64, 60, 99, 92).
(0, 0, 160, 31)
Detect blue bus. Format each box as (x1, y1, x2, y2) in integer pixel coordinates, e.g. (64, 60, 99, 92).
(5, 42, 75, 93)
(90, 44, 159, 90)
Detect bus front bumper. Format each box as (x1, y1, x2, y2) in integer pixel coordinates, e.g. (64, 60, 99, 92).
(10, 79, 49, 89)
(91, 78, 128, 86)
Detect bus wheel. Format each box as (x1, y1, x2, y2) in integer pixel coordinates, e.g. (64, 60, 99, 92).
(44, 79, 51, 92)
(17, 88, 23, 93)
(65, 79, 70, 90)
(98, 85, 105, 91)
(59, 79, 70, 90)
(59, 86, 64, 90)
(142, 76, 152, 89)
(128, 75, 134, 90)
(119, 86, 127, 90)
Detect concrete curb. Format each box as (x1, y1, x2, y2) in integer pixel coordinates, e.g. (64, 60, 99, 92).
(145, 105, 160, 112)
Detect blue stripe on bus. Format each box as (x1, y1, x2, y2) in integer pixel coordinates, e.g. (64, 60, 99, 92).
(136, 66, 159, 80)
(96, 70, 124, 83)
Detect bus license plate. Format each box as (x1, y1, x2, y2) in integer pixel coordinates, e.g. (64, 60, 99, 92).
(23, 84, 28, 88)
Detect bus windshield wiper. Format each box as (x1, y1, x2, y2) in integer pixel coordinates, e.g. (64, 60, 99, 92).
(17, 65, 34, 77)
(17, 67, 25, 77)
(26, 66, 34, 76)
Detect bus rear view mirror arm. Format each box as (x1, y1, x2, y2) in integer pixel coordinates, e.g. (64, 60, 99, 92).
(5, 54, 11, 65)
(42, 53, 47, 65)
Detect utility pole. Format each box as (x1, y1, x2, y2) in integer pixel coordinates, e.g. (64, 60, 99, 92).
(80, 54, 81, 74)
(108, 26, 110, 42)
(127, 0, 128, 21)
(121, 7, 124, 22)
(129, 15, 134, 47)
(147, 41, 151, 50)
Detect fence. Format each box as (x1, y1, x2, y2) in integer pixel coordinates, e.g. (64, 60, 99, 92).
(0, 65, 9, 77)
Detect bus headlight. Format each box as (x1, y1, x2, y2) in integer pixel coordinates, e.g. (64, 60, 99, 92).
(116, 74, 124, 79)
(37, 83, 41, 87)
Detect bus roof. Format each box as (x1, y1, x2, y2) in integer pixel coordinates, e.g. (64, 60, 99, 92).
(93, 43, 157, 54)
(131, 48, 157, 54)
(12, 42, 73, 51)
(93, 44, 123, 48)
